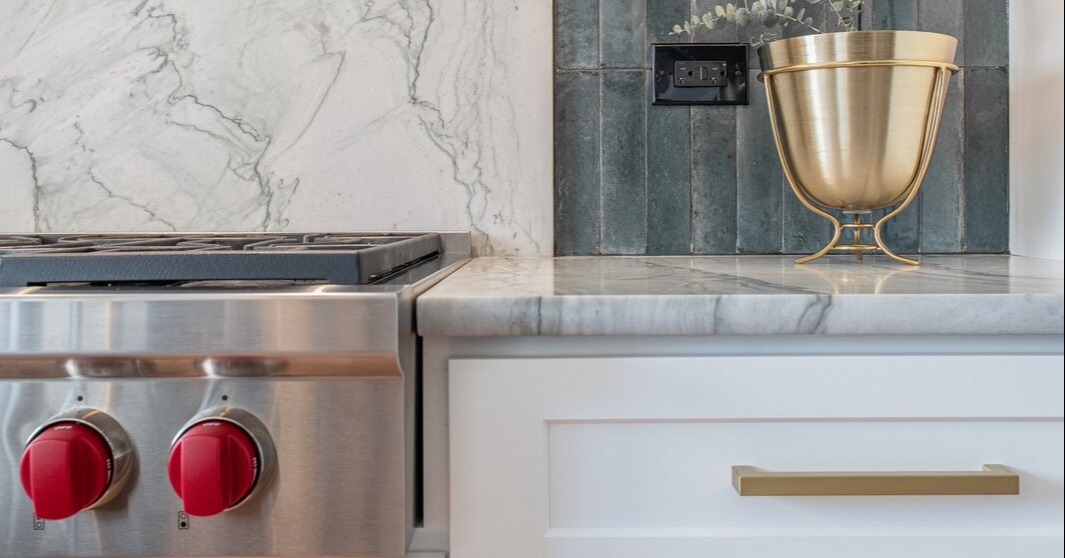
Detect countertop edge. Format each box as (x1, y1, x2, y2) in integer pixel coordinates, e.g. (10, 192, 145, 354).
(417, 292, 1065, 337)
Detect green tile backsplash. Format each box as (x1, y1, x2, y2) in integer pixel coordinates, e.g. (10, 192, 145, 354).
(554, 0, 1010, 255)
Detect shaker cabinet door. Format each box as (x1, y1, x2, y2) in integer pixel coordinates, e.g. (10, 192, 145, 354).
(449, 355, 1064, 558)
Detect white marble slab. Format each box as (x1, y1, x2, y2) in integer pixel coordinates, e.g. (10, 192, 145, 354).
(0, 0, 551, 255)
(417, 255, 1065, 336)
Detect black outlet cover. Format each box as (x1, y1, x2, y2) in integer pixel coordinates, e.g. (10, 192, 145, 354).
(653, 43, 749, 105)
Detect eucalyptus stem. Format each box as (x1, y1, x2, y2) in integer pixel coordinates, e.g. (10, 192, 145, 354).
(781, 14, 821, 34)
(670, 0, 862, 46)
(827, 0, 861, 32)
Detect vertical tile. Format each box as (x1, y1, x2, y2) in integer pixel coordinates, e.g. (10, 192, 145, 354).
(687, 1, 743, 254)
(647, 87, 692, 254)
(554, 72, 601, 255)
(919, 68, 964, 253)
(555, 0, 600, 70)
(601, 71, 648, 254)
(692, 106, 737, 254)
(645, 0, 692, 255)
(601, 0, 647, 68)
(781, 184, 833, 254)
(691, 0, 739, 43)
(869, 0, 918, 31)
(736, 48, 782, 254)
(646, 0, 689, 68)
(963, 0, 1008, 67)
(919, 0, 965, 66)
(964, 67, 1009, 253)
(877, 197, 921, 254)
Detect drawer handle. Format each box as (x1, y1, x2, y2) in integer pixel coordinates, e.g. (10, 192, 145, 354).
(732, 464, 1019, 496)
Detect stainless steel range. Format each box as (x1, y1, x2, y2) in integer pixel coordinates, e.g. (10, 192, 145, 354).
(0, 232, 469, 558)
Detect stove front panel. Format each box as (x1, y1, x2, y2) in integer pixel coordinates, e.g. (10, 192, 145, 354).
(1, 377, 407, 557)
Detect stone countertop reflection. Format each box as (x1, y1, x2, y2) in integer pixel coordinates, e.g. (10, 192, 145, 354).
(416, 255, 1064, 336)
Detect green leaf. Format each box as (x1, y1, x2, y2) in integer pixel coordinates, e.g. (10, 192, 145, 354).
(783, 6, 794, 17)
(726, 2, 736, 22)
(702, 12, 714, 25)
(715, 5, 726, 17)
(761, 7, 777, 26)
(797, 7, 805, 21)
(691, 15, 701, 26)
(684, 21, 692, 34)
(673, 24, 684, 35)
(735, 7, 750, 26)
(804, 16, 814, 26)
(831, 1, 845, 11)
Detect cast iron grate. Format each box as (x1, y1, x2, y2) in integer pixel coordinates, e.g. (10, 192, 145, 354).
(0, 233, 442, 287)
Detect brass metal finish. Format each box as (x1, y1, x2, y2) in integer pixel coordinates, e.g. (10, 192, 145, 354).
(732, 464, 1020, 496)
(759, 31, 958, 264)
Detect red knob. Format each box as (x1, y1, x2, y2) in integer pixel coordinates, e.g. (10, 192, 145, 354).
(168, 421, 259, 517)
(19, 422, 112, 520)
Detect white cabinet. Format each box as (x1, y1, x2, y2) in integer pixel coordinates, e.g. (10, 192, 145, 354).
(449, 355, 1064, 558)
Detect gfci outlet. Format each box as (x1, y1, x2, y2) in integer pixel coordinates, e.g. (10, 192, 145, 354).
(653, 43, 748, 105)
(674, 61, 727, 87)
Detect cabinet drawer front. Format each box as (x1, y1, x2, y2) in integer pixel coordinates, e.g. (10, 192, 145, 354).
(449, 355, 1064, 558)
(550, 421, 1057, 529)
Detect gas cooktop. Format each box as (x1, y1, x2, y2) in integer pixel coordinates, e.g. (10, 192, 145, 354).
(1, 232, 470, 557)
(0, 232, 442, 287)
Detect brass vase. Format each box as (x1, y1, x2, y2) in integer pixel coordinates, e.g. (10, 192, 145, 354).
(759, 31, 958, 264)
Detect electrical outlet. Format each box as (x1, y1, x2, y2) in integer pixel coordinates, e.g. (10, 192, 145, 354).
(674, 61, 727, 87)
(653, 44, 748, 105)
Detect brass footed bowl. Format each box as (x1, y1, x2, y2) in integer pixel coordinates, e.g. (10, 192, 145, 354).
(759, 31, 958, 264)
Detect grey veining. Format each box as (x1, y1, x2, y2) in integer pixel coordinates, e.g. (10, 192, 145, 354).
(417, 255, 1065, 336)
(0, 0, 552, 255)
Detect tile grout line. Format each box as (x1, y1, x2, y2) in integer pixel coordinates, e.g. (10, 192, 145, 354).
(959, 67, 968, 252)
(688, 0, 697, 254)
(640, 0, 649, 255)
(644, 67, 650, 255)
(690, 105, 698, 253)
(596, 0, 604, 255)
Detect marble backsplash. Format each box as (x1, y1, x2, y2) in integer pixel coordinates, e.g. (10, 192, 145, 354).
(0, 0, 552, 255)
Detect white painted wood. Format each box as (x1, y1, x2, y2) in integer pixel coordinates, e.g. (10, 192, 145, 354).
(422, 334, 1063, 548)
(549, 421, 1061, 529)
(449, 355, 1064, 558)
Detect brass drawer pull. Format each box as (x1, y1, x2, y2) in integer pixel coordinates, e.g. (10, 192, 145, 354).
(732, 464, 1019, 496)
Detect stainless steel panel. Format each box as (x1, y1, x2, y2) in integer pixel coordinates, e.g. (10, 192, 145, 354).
(1, 378, 406, 557)
(0, 291, 401, 367)
(0, 254, 469, 379)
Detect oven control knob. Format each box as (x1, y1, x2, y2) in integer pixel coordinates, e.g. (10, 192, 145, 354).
(167, 408, 275, 517)
(18, 410, 135, 520)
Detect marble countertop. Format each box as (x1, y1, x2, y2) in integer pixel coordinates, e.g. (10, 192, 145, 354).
(416, 255, 1064, 336)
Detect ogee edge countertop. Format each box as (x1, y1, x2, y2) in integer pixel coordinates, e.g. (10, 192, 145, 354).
(415, 255, 1064, 337)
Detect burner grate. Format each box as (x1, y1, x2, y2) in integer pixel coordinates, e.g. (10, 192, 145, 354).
(0, 233, 442, 287)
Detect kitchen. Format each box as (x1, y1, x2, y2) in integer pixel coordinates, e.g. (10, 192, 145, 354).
(1, 1, 1062, 558)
